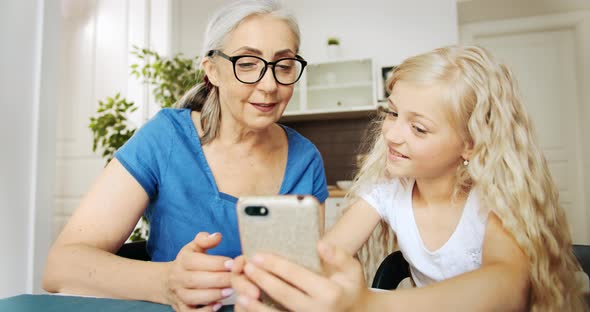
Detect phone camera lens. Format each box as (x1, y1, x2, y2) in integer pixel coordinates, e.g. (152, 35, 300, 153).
(245, 206, 268, 216)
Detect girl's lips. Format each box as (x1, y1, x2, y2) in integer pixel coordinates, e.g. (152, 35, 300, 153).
(388, 146, 409, 160)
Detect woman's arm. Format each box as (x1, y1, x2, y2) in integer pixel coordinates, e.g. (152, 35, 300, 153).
(43, 159, 233, 308)
(43, 159, 170, 302)
(364, 212, 530, 311)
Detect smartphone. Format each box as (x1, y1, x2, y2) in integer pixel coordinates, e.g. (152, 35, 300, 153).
(236, 195, 323, 308)
(236, 195, 323, 273)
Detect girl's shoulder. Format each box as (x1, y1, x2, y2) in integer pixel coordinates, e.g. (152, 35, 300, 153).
(360, 178, 409, 201)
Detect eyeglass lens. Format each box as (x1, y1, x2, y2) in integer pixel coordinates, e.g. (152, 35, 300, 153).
(234, 56, 303, 84)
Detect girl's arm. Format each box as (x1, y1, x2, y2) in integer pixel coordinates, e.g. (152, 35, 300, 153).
(322, 198, 382, 256)
(236, 212, 529, 312)
(364, 212, 530, 311)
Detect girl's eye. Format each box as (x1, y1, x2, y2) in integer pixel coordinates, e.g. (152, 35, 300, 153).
(379, 106, 398, 118)
(413, 125, 427, 134)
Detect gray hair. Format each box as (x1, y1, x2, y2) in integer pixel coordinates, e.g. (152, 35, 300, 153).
(176, 0, 301, 145)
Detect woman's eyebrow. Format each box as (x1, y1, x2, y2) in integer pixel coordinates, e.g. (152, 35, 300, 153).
(231, 46, 262, 55)
(229, 47, 296, 58)
(274, 49, 296, 57)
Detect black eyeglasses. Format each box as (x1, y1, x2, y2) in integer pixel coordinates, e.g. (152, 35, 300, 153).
(207, 50, 307, 85)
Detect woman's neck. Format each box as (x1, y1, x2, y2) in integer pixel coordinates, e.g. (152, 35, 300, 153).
(215, 112, 280, 152)
(193, 110, 277, 152)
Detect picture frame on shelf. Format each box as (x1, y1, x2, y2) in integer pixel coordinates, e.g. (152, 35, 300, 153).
(378, 65, 396, 102)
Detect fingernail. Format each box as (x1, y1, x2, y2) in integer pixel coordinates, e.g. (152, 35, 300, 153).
(212, 302, 222, 311)
(221, 288, 234, 297)
(209, 232, 220, 238)
(224, 259, 234, 270)
(244, 263, 254, 274)
(238, 295, 249, 306)
(251, 254, 264, 265)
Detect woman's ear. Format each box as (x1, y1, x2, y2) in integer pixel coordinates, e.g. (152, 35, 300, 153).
(201, 58, 220, 87)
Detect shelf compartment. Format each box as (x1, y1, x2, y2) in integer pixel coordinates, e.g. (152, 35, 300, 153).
(307, 87, 374, 111)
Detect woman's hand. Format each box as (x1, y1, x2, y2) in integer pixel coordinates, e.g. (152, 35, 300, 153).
(164, 232, 235, 312)
(232, 241, 368, 312)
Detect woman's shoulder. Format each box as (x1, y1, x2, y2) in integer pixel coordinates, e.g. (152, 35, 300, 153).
(280, 124, 319, 155)
(141, 108, 193, 135)
(150, 107, 191, 125)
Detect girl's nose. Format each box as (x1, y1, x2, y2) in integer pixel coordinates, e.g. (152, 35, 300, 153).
(382, 119, 405, 145)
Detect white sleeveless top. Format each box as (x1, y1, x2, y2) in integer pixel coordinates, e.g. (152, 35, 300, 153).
(361, 179, 488, 287)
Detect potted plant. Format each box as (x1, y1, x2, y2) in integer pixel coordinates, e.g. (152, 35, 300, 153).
(327, 37, 341, 58)
(89, 46, 203, 241)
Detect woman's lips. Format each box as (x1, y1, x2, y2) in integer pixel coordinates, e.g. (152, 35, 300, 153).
(250, 102, 278, 113)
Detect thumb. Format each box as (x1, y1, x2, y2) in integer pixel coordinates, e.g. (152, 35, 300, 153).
(190, 232, 222, 253)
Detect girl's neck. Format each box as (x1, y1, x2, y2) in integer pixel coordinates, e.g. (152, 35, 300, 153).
(413, 175, 461, 208)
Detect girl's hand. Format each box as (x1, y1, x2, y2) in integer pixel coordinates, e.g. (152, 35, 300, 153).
(233, 241, 369, 312)
(231, 255, 261, 312)
(164, 232, 235, 312)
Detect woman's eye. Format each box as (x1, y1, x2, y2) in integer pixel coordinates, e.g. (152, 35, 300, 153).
(237, 63, 256, 69)
(276, 65, 292, 72)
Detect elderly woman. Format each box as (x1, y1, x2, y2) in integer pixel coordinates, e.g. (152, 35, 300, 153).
(42, 1, 327, 311)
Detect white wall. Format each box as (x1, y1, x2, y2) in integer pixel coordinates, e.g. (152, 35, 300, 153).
(55, 0, 132, 239)
(576, 15, 590, 242)
(0, 0, 60, 297)
(175, 0, 459, 67)
(458, 0, 590, 24)
(54, 0, 173, 247)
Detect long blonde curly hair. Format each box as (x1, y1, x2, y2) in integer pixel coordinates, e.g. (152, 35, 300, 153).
(348, 45, 586, 310)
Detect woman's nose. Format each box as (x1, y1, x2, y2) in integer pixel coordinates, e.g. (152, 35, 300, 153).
(256, 67, 278, 92)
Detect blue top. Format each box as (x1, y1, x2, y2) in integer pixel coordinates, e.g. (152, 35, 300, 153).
(115, 108, 328, 261)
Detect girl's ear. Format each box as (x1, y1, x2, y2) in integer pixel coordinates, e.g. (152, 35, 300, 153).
(201, 58, 220, 87)
(461, 141, 474, 161)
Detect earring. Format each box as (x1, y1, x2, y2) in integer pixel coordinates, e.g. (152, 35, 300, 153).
(463, 159, 469, 166)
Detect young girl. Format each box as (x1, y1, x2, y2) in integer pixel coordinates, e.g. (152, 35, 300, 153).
(232, 45, 587, 311)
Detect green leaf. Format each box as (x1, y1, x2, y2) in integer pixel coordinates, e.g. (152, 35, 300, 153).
(90, 46, 202, 197)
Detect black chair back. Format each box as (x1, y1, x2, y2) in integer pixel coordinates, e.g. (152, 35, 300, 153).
(371, 245, 589, 293)
(116, 240, 150, 261)
(371, 250, 410, 290)
(573, 244, 590, 276)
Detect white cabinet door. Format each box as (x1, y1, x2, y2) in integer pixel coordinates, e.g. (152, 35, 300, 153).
(325, 197, 347, 231)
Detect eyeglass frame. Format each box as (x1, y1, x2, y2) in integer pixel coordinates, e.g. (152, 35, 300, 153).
(206, 49, 307, 85)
